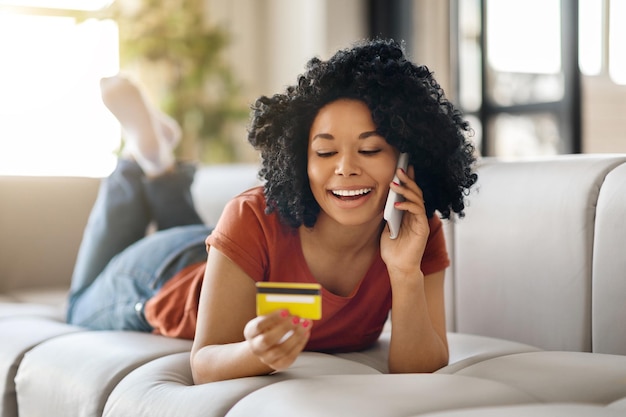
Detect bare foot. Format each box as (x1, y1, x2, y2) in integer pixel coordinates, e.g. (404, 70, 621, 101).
(100, 75, 181, 176)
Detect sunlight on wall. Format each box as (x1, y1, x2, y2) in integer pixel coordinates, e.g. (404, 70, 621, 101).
(0, 12, 120, 177)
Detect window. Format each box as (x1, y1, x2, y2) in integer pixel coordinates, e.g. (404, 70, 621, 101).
(454, 0, 580, 157)
(0, 0, 112, 10)
(579, 0, 626, 85)
(0, 4, 119, 177)
(609, 0, 626, 84)
(579, 0, 603, 76)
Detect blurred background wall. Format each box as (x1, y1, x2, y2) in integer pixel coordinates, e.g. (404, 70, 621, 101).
(0, 0, 624, 176)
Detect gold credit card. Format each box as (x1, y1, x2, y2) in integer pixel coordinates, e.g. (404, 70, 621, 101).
(256, 282, 322, 320)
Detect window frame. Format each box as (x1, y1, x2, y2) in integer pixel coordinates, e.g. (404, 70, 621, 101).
(451, 0, 582, 157)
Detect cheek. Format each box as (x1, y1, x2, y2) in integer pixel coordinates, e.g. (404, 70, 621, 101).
(383, 166, 396, 183)
(306, 160, 324, 191)
(378, 159, 398, 185)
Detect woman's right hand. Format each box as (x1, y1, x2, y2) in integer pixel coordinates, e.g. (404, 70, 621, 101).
(243, 310, 312, 372)
(192, 249, 312, 383)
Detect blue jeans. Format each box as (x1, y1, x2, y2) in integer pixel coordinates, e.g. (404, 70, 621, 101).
(66, 159, 212, 331)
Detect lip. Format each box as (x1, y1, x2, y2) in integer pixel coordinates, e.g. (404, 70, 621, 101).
(327, 186, 374, 208)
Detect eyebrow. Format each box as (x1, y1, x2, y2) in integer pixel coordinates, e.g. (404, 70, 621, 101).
(311, 131, 381, 141)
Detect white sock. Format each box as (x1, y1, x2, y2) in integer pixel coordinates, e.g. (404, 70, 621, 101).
(100, 75, 181, 176)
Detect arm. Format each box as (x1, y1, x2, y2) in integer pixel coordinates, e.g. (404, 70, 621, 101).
(388, 269, 449, 373)
(381, 166, 449, 373)
(190, 248, 311, 384)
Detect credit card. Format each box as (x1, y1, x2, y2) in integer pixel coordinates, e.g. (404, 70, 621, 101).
(256, 282, 322, 320)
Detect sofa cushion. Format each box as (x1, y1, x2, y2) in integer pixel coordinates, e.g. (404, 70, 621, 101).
(334, 331, 542, 375)
(225, 374, 535, 417)
(454, 351, 626, 404)
(0, 300, 65, 321)
(0, 317, 82, 417)
(15, 331, 191, 417)
(103, 351, 381, 417)
(610, 396, 626, 410)
(437, 332, 541, 374)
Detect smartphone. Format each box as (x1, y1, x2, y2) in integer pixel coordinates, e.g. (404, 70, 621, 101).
(383, 152, 409, 239)
(256, 282, 322, 320)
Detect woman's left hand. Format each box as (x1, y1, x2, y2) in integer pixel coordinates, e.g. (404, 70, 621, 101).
(380, 165, 430, 277)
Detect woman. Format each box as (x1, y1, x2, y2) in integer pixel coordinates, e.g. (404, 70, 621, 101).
(67, 38, 477, 384)
(190, 38, 477, 383)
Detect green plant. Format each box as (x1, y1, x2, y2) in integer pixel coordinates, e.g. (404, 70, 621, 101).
(95, 0, 248, 163)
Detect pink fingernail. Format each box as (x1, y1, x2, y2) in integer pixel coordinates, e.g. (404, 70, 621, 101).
(292, 317, 300, 325)
(280, 310, 289, 318)
(302, 320, 310, 328)
(392, 181, 400, 187)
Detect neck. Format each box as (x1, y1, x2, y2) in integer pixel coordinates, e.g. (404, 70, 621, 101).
(299, 213, 383, 255)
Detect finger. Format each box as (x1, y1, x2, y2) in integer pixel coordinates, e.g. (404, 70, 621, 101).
(389, 185, 426, 219)
(244, 309, 289, 339)
(390, 177, 424, 207)
(393, 194, 427, 216)
(246, 311, 295, 353)
(262, 320, 312, 370)
(265, 319, 309, 357)
(280, 325, 311, 366)
(274, 315, 303, 345)
(395, 163, 414, 181)
(407, 164, 415, 180)
(253, 314, 309, 351)
(395, 166, 423, 197)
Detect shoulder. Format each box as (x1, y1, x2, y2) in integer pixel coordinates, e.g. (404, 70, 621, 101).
(422, 215, 450, 275)
(208, 186, 296, 281)
(227, 185, 267, 208)
(427, 215, 443, 234)
(215, 185, 292, 239)
(220, 186, 268, 221)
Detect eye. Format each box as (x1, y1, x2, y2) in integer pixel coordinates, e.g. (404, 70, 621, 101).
(359, 149, 382, 156)
(315, 151, 337, 158)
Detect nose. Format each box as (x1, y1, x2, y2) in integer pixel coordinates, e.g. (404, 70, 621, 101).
(334, 153, 361, 176)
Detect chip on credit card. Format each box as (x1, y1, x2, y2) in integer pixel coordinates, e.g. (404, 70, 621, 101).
(255, 282, 322, 320)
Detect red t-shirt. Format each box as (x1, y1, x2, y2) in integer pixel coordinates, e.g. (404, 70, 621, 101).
(145, 186, 450, 352)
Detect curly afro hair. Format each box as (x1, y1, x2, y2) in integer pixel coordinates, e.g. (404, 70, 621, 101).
(248, 38, 478, 228)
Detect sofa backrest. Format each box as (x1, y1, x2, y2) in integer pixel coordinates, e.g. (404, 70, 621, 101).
(191, 163, 262, 226)
(591, 162, 626, 354)
(0, 175, 99, 294)
(447, 155, 626, 354)
(0, 164, 260, 297)
(2, 156, 625, 356)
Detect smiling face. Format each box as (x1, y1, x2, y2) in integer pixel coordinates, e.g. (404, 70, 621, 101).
(307, 99, 399, 228)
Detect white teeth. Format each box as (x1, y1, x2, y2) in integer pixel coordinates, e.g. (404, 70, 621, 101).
(332, 188, 372, 197)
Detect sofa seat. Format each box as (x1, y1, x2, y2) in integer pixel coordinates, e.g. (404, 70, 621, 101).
(0, 300, 65, 321)
(226, 374, 536, 417)
(102, 351, 384, 417)
(437, 332, 542, 374)
(2, 155, 626, 417)
(14, 331, 192, 417)
(0, 317, 83, 417)
(453, 351, 626, 403)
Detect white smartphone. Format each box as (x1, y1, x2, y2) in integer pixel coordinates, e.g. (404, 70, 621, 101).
(383, 152, 409, 239)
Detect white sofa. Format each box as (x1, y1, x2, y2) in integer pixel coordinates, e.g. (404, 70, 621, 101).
(1, 155, 626, 417)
